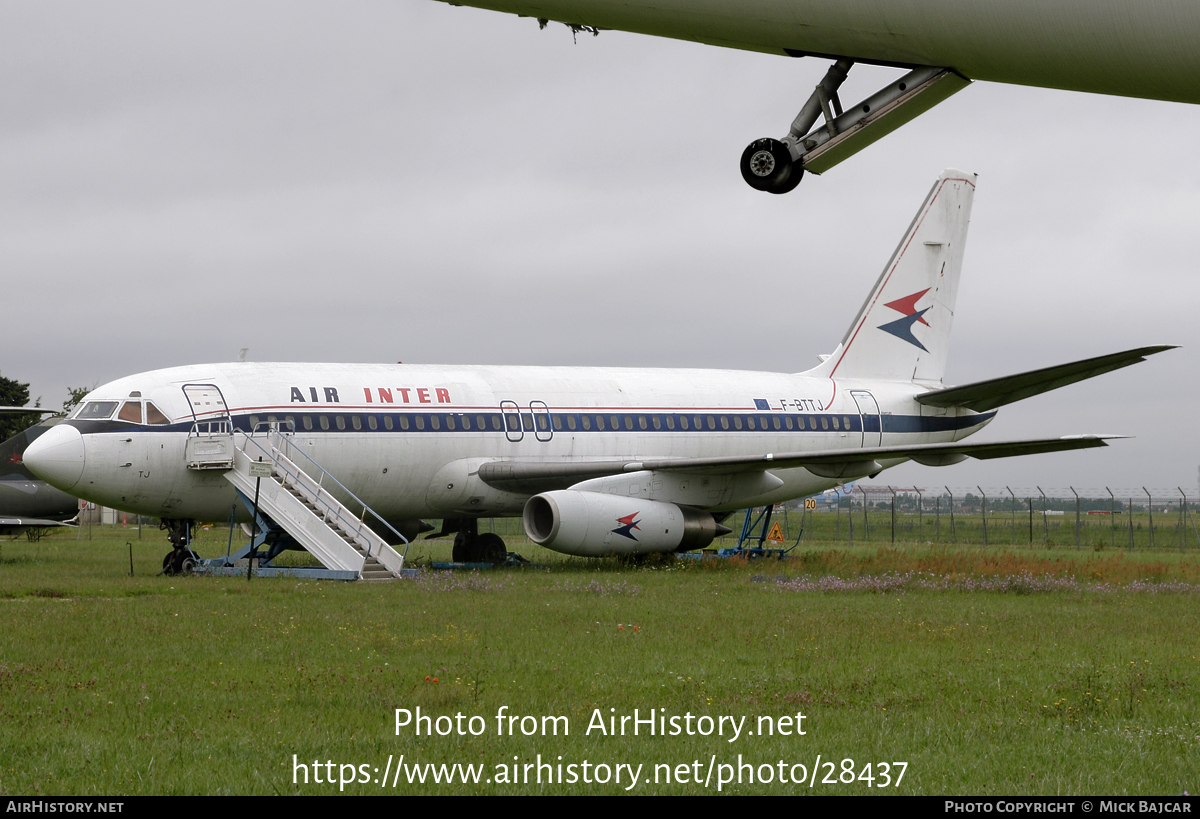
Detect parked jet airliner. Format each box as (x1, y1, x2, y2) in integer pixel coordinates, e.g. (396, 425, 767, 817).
(23, 171, 1172, 568)
(435, 0, 1200, 192)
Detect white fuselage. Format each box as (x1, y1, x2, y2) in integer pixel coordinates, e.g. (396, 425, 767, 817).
(41, 361, 990, 524)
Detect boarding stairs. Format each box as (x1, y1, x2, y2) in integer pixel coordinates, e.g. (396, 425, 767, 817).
(187, 424, 407, 580)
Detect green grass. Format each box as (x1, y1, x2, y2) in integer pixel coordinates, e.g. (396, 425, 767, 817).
(0, 527, 1197, 795)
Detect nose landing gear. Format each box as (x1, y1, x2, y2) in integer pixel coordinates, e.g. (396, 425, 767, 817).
(159, 518, 199, 575)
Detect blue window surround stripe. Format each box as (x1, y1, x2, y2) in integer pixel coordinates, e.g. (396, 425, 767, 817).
(66, 410, 995, 435)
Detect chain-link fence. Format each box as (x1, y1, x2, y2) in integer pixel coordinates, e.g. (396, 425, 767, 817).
(763, 487, 1200, 550)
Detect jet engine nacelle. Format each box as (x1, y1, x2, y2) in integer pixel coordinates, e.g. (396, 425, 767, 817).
(522, 490, 723, 557)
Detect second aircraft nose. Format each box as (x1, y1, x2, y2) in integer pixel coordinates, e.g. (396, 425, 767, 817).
(23, 423, 86, 491)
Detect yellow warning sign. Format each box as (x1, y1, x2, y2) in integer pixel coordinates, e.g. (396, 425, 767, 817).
(767, 521, 785, 542)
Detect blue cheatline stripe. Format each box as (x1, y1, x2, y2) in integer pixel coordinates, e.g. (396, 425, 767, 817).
(65, 409, 995, 436)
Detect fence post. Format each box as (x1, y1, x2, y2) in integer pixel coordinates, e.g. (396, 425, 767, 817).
(860, 485, 869, 541)
(1179, 488, 1187, 553)
(945, 487, 955, 543)
(1038, 487, 1048, 546)
(1070, 486, 1080, 550)
(1144, 488, 1154, 549)
(889, 486, 897, 544)
(1128, 497, 1135, 550)
(936, 494, 941, 543)
(915, 486, 923, 541)
(1007, 486, 1016, 545)
(1107, 487, 1115, 549)
(977, 486, 988, 546)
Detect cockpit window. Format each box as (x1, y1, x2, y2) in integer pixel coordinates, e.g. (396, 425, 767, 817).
(145, 403, 169, 425)
(117, 402, 143, 424)
(77, 401, 119, 420)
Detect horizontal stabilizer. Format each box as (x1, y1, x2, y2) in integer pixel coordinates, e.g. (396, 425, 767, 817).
(916, 345, 1176, 411)
(478, 436, 1120, 494)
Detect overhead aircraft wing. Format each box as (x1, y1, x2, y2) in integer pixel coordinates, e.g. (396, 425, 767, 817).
(915, 346, 1176, 412)
(0, 517, 76, 536)
(476, 435, 1119, 494)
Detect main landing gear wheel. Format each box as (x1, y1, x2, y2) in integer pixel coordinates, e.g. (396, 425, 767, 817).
(452, 530, 509, 563)
(475, 533, 507, 564)
(740, 138, 803, 194)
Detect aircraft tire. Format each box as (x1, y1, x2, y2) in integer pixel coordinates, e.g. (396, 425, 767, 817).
(770, 163, 804, 194)
(740, 138, 794, 192)
(476, 533, 507, 564)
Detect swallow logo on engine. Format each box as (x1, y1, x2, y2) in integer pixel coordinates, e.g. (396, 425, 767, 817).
(612, 512, 641, 541)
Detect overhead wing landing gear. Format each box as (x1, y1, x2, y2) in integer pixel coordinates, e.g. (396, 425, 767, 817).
(740, 58, 970, 194)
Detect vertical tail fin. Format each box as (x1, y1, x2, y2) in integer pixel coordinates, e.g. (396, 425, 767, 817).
(810, 169, 976, 384)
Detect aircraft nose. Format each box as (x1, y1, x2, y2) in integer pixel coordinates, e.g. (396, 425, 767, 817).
(23, 423, 86, 491)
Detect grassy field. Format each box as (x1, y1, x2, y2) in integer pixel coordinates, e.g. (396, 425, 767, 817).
(1, 525, 1197, 795)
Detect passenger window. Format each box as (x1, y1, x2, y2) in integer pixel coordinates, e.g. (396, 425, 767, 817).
(809, 417, 818, 430)
(596, 415, 605, 431)
(566, 415, 576, 430)
(248, 415, 260, 429)
(491, 415, 502, 431)
(773, 417, 782, 430)
(414, 416, 425, 430)
(553, 416, 562, 431)
(522, 414, 533, 431)
(382, 415, 392, 430)
(336, 416, 346, 430)
(117, 401, 142, 424)
(733, 416, 743, 430)
(303, 415, 313, 431)
(611, 416, 620, 430)
(399, 416, 410, 430)
(665, 416, 675, 430)
(785, 416, 794, 430)
(319, 416, 330, 431)
(582, 415, 592, 430)
(680, 416, 689, 430)
(537, 415, 548, 431)
(445, 415, 455, 430)
(624, 416, 634, 430)
(284, 414, 296, 432)
(746, 416, 755, 430)
(832, 416, 840, 430)
(145, 403, 169, 425)
(430, 415, 440, 430)
(477, 415, 487, 429)
(820, 417, 829, 430)
(651, 416, 660, 430)
(707, 416, 716, 430)
(460, 415, 470, 430)
(843, 416, 852, 430)
(720, 416, 729, 430)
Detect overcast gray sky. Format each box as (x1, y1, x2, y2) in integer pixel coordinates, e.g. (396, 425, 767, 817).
(3, 0, 1197, 497)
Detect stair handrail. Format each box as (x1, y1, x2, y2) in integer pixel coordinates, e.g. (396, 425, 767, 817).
(234, 430, 411, 560)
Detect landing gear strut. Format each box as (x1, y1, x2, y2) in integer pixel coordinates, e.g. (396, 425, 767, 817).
(159, 518, 197, 575)
(740, 59, 969, 193)
(447, 519, 508, 564)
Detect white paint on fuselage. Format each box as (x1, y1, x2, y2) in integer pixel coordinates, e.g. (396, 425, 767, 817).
(57, 361, 989, 523)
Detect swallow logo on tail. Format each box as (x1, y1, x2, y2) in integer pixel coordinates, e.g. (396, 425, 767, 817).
(877, 288, 931, 351)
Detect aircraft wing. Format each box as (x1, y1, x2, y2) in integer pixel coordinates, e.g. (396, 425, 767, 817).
(0, 517, 76, 536)
(914, 346, 1176, 412)
(476, 435, 1119, 494)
